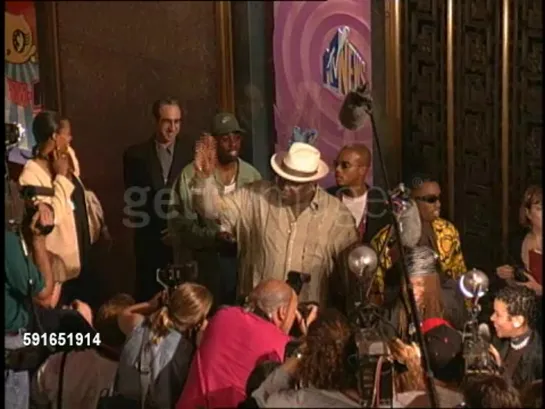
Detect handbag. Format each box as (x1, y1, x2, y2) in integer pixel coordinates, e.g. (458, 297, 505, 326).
(84, 189, 106, 245)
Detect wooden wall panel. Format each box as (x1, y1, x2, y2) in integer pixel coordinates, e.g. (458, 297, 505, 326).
(452, 0, 503, 271)
(400, 0, 542, 271)
(508, 0, 543, 237)
(400, 0, 448, 211)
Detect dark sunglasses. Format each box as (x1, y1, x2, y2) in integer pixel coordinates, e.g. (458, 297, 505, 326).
(415, 195, 440, 204)
(333, 160, 363, 170)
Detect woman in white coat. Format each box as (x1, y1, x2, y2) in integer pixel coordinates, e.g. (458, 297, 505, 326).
(19, 111, 101, 308)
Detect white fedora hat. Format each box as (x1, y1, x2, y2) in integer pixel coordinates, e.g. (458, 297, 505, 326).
(270, 142, 330, 183)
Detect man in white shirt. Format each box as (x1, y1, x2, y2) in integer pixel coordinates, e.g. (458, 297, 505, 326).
(327, 144, 388, 244)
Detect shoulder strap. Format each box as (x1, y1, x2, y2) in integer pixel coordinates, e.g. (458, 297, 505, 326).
(57, 351, 69, 409)
(138, 326, 154, 409)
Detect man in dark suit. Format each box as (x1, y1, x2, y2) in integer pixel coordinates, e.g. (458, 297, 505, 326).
(123, 97, 191, 302)
(326, 143, 389, 244)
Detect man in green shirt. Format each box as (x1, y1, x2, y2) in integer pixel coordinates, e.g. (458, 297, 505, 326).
(168, 113, 261, 306)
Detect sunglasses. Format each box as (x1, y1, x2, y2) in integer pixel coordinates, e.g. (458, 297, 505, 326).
(415, 195, 440, 204)
(333, 160, 365, 170)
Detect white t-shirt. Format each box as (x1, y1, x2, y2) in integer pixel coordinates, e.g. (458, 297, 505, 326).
(342, 192, 368, 226)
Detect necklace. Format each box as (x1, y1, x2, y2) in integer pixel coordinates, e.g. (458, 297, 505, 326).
(510, 333, 531, 350)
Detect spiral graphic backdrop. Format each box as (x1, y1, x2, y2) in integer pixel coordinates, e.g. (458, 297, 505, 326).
(273, 0, 372, 187)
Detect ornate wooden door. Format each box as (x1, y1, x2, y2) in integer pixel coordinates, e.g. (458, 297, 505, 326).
(398, 0, 542, 271)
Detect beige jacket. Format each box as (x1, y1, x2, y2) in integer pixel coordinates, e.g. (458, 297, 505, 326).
(18, 149, 103, 282)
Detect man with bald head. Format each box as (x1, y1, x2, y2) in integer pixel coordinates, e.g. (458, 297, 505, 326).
(177, 279, 312, 409)
(327, 143, 388, 243)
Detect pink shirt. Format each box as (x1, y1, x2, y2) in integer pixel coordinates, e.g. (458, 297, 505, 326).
(176, 306, 290, 409)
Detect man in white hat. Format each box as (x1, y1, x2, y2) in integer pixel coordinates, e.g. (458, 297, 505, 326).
(190, 135, 359, 307)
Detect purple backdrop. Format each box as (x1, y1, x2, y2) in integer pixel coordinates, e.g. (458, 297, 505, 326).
(273, 0, 372, 187)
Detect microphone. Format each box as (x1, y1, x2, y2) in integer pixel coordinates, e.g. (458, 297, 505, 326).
(338, 83, 372, 130)
(478, 323, 491, 344)
(387, 184, 422, 249)
(397, 200, 422, 249)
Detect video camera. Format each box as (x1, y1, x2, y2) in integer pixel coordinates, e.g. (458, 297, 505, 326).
(348, 304, 401, 408)
(156, 262, 198, 290)
(458, 269, 500, 376)
(462, 321, 500, 376)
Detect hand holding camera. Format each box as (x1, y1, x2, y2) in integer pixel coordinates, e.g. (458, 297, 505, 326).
(295, 303, 319, 335)
(30, 203, 54, 235)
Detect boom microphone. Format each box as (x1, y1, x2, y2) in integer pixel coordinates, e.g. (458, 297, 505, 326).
(398, 200, 422, 249)
(387, 184, 422, 249)
(338, 84, 372, 130)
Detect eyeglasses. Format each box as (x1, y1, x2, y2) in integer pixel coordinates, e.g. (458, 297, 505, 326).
(415, 195, 440, 204)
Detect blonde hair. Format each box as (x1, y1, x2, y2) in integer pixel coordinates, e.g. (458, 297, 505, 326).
(519, 185, 542, 228)
(388, 338, 425, 393)
(149, 283, 212, 344)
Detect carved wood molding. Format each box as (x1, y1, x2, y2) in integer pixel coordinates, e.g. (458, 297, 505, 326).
(215, 1, 235, 113)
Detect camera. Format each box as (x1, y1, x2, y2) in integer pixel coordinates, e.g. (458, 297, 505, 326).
(156, 262, 198, 289)
(513, 266, 529, 283)
(286, 270, 311, 295)
(354, 327, 395, 408)
(285, 271, 316, 321)
(20, 187, 56, 236)
(462, 321, 499, 376)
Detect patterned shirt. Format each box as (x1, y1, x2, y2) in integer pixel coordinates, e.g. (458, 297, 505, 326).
(371, 217, 467, 297)
(191, 178, 359, 305)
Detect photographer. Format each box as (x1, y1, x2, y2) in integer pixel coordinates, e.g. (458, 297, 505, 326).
(115, 283, 212, 409)
(252, 308, 360, 407)
(177, 279, 316, 409)
(5, 202, 61, 409)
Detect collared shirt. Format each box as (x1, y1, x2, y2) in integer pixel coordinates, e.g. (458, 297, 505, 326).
(192, 179, 359, 305)
(156, 140, 175, 183)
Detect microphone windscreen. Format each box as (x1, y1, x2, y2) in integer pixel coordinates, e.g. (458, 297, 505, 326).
(478, 323, 491, 343)
(338, 88, 369, 131)
(398, 201, 422, 248)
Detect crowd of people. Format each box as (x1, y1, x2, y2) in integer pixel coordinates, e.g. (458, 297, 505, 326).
(4, 98, 543, 409)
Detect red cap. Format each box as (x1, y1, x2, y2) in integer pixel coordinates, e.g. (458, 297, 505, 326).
(421, 317, 453, 334)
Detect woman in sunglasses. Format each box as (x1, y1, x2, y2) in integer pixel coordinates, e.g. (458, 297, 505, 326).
(371, 171, 467, 300)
